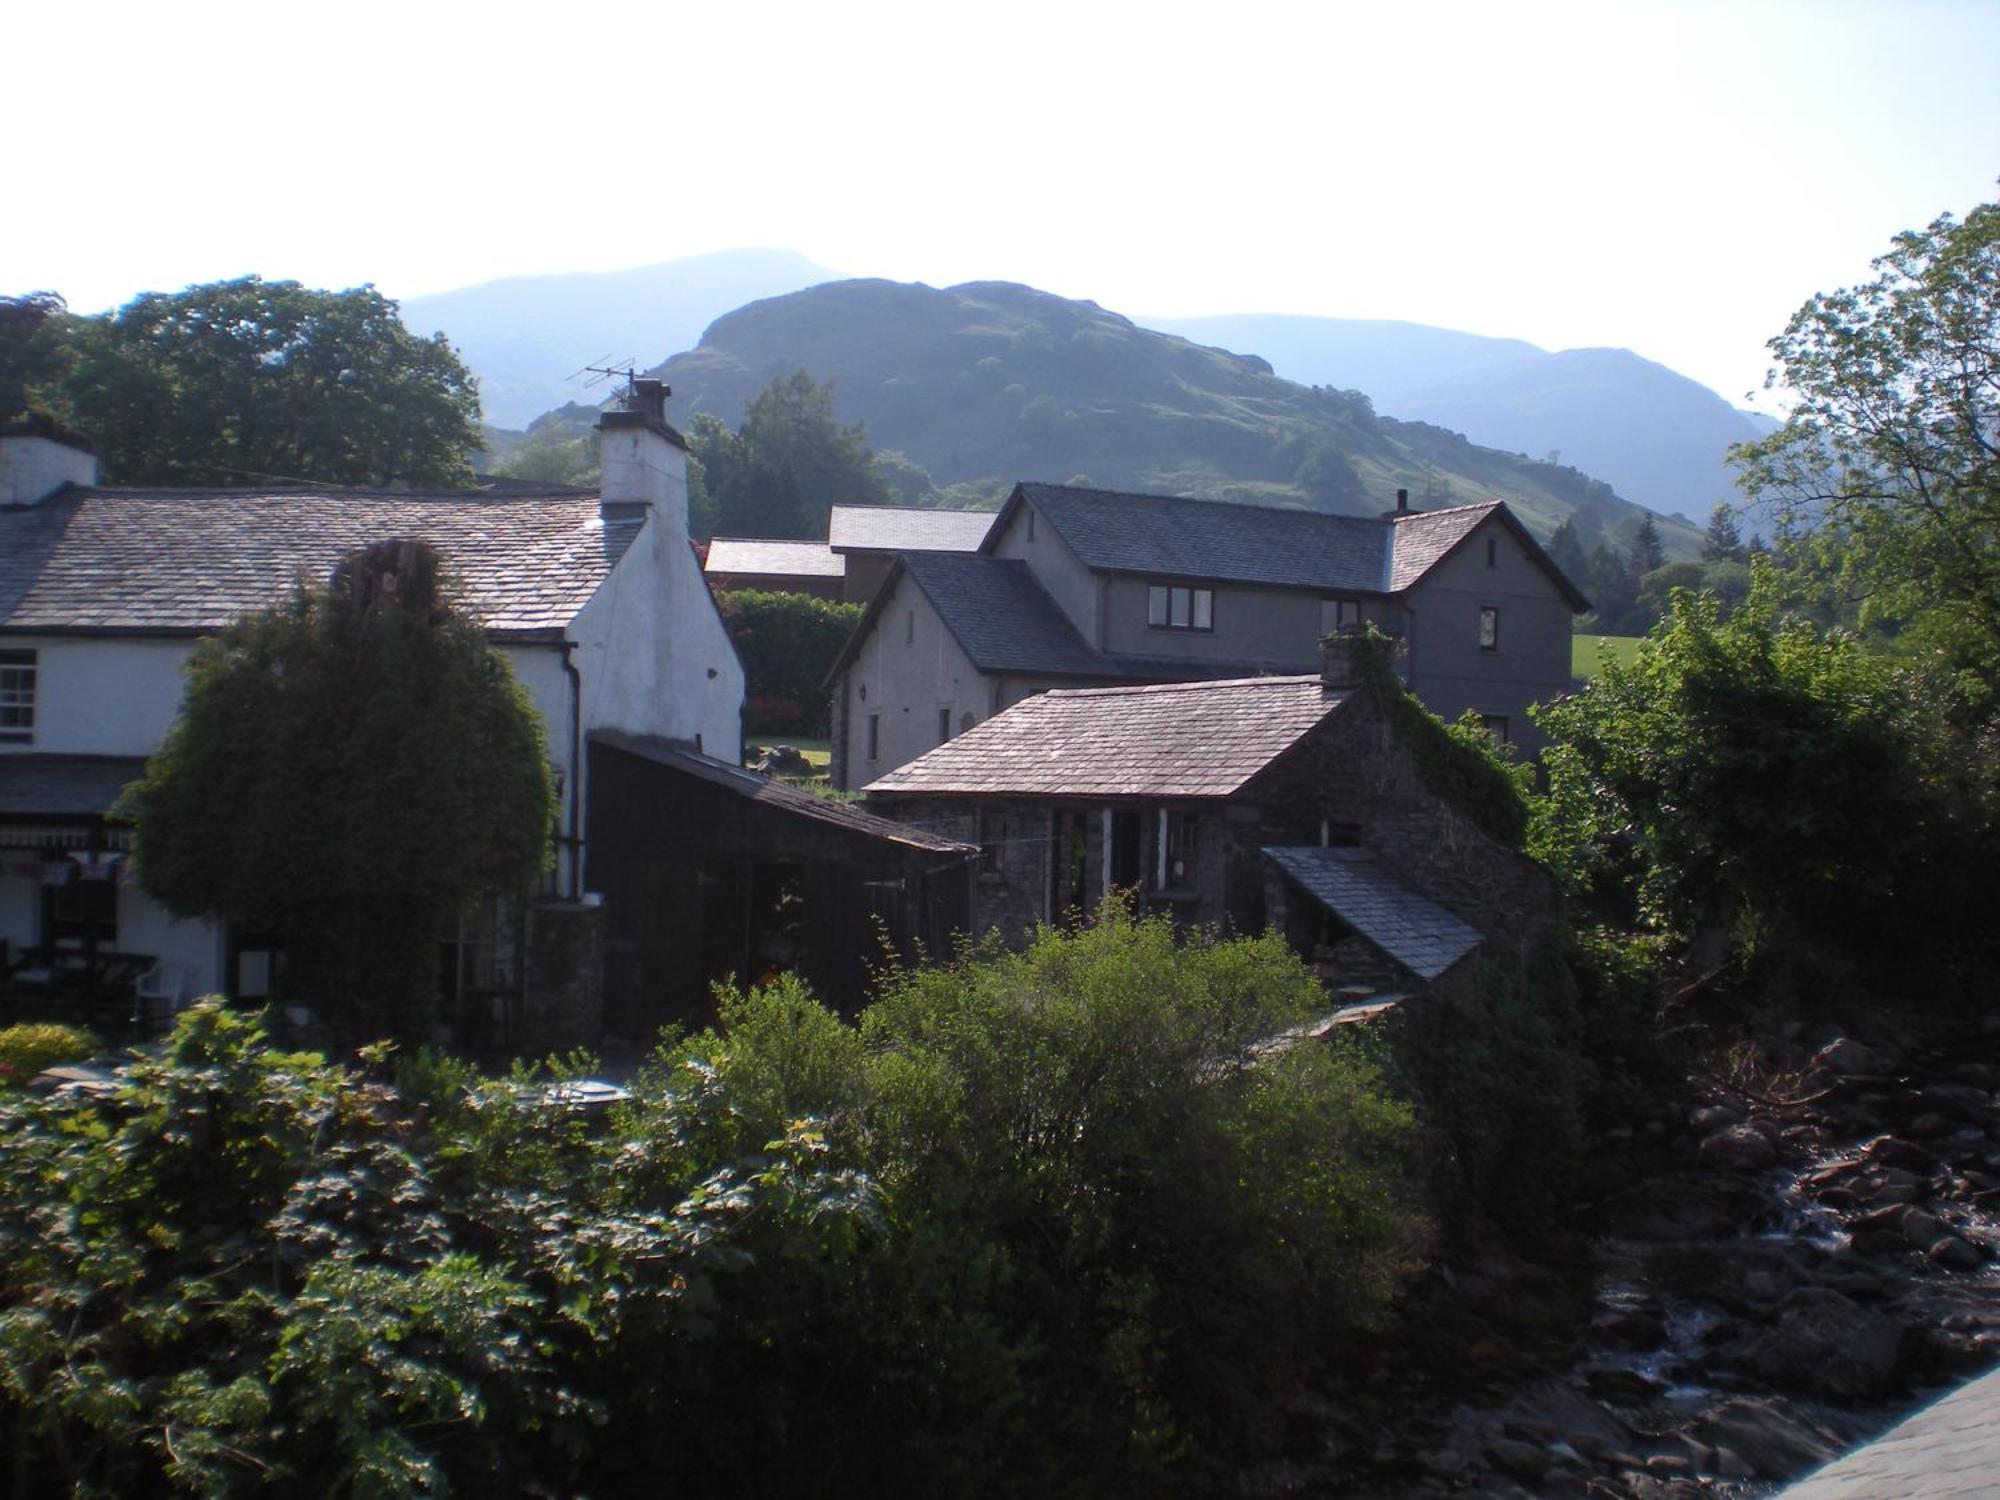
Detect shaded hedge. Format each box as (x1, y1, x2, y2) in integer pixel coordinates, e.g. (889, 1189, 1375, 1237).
(0, 910, 1417, 1498)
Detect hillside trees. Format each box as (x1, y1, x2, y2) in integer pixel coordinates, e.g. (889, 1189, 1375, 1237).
(1735, 193, 2000, 709)
(13, 277, 482, 487)
(689, 369, 890, 538)
(121, 540, 555, 1042)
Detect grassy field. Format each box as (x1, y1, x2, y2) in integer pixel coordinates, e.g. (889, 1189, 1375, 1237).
(1572, 635, 1645, 681)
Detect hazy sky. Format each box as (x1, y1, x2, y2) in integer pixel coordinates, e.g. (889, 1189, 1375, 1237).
(9, 0, 1996, 409)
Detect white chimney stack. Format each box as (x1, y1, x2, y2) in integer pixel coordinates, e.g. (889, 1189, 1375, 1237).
(595, 378, 689, 537)
(1, 418, 99, 505)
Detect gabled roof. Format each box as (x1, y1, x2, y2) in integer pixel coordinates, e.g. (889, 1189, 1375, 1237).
(990, 482, 1589, 609)
(827, 504, 996, 554)
(704, 537, 845, 579)
(591, 731, 976, 855)
(901, 553, 1106, 677)
(1262, 846, 1482, 981)
(1389, 502, 1591, 609)
(864, 675, 1344, 799)
(0, 487, 642, 639)
(1001, 483, 1392, 591)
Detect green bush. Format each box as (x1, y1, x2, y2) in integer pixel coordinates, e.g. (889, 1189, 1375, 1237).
(715, 588, 863, 736)
(0, 1022, 100, 1087)
(0, 917, 1419, 1498)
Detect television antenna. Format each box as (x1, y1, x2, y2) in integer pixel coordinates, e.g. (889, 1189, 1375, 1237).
(570, 358, 640, 397)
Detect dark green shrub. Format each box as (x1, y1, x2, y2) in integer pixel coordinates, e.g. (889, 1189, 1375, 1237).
(0, 1022, 100, 1087)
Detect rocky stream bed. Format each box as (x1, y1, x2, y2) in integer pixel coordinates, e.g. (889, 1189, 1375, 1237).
(1244, 1008, 2000, 1497)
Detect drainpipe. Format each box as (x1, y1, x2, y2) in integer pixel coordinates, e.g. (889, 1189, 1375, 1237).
(562, 641, 583, 900)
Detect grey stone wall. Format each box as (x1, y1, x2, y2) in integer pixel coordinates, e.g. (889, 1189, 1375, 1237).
(1246, 695, 1560, 963)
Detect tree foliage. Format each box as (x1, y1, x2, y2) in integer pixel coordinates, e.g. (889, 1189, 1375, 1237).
(714, 588, 862, 737)
(688, 370, 890, 539)
(18, 277, 482, 487)
(0, 911, 1415, 1497)
(1532, 568, 1959, 945)
(122, 540, 554, 1042)
(1734, 194, 2000, 708)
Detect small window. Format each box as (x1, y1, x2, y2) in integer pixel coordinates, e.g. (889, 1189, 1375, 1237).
(866, 713, 881, 760)
(1478, 606, 1500, 651)
(1146, 583, 1214, 632)
(1161, 809, 1200, 889)
(0, 649, 35, 743)
(1486, 536, 1499, 568)
(1321, 598, 1362, 634)
(906, 610, 916, 645)
(1027, 510, 1036, 542)
(938, 706, 952, 744)
(1479, 714, 1511, 746)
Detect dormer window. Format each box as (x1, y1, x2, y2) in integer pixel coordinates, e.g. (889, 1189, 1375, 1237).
(1147, 584, 1214, 631)
(0, 650, 35, 743)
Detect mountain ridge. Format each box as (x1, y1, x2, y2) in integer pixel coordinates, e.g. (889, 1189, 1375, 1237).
(640, 276, 1702, 558)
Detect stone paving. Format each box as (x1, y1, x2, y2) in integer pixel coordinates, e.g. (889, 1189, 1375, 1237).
(1782, 1365, 2000, 1497)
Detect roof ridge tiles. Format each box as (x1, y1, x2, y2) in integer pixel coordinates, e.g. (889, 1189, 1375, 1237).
(1043, 674, 1325, 699)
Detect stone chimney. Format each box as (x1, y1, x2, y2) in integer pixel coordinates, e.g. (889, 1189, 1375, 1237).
(595, 378, 689, 537)
(1320, 626, 1369, 692)
(1, 417, 99, 505)
(1382, 486, 1411, 520)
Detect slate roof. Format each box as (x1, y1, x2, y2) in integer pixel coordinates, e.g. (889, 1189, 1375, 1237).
(901, 553, 1107, 677)
(1262, 846, 1482, 981)
(704, 537, 845, 579)
(0, 488, 641, 639)
(1387, 502, 1502, 591)
(1005, 483, 1588, 608)
(828, 504, 996, 554)
(864, 675, 1342, 798)
(590, 731, 976, 855)
(1013, 483, 1394, 591)
(0, 756, 149, 821)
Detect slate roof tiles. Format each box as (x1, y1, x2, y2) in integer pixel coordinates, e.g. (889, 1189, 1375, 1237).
(0, 488, 640, 638)
(1014, 483, 1394, 592)
(865, 674, 1342, 798)
(704, 537, 845, 578)
(1262, 846, 1483, 980)
(827, 504, 996, 554)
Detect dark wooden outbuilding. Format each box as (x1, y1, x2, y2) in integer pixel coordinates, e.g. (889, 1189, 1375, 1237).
(585, 732, 975, 1037)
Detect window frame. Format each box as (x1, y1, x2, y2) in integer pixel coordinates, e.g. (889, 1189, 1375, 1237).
(0, 649, 36, 744)
(1146, 582, 1216, 633)
(1478, 606, 1501, 652)
(866, 712, 881, 761)
(1321, 597, 1363, 634)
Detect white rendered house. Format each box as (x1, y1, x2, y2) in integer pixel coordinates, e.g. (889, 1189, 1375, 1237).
(0, 384, 742, 1019)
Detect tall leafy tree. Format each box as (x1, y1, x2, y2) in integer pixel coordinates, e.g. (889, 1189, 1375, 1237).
(0, 291, 68, 421)
(1734, 194, 2000, 705)
(1534, 567, 1953, 945)
(688, 370, 890, 539)
(123, 540, 555, 1042)
(27, 277, 482, 487)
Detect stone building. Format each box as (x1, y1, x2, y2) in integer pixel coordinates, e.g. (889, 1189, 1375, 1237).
(826, 481, 1589, 789)
(863, 632, 1558, 997)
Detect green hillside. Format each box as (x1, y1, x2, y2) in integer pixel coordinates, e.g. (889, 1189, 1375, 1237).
(637, 278, 1701, 556)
